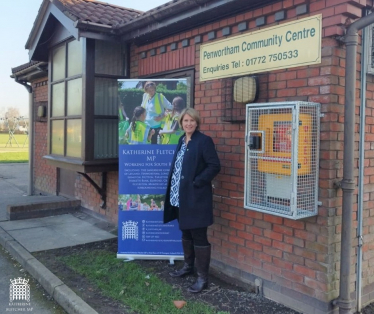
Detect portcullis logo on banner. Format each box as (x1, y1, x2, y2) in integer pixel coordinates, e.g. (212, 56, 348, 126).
(122, 220, 139, 241)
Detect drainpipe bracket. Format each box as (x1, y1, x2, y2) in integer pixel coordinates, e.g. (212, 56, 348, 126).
(332, 297, 352, 312)
(358, 235, 364, 247)
(340, 179, 355, 191)
(333, 180, 342, 189)
(335, 35, 346, 44)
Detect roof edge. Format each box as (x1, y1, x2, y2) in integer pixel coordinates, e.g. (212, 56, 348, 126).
(25, 0, 51, 49)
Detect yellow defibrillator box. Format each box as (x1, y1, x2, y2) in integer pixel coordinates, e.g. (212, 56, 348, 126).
(244, 102, 320, 220)
(257, 113, 312, 176)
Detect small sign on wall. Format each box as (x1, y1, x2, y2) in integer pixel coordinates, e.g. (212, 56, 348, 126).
(200, 14, 322, 81)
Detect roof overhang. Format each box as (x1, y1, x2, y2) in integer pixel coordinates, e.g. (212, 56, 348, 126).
(23, 0, 279, 63)
(118, 0, 278, 45)
(26, 0, 119, 61)
(10, 62, 48, 82)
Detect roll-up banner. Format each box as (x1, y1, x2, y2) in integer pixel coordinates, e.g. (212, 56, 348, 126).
(117, 78, 188, 262)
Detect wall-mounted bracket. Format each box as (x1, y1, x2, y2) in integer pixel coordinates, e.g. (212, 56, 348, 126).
(78, 172, 107, 209)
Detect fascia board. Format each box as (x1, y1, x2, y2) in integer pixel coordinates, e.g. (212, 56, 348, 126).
(27, 3, 78, 61)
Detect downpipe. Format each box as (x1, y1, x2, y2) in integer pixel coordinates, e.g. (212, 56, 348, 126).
(333, 12, 374, 314)
(356, 9, 370, 313)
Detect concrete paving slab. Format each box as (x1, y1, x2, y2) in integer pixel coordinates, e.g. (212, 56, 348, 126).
(3, 214, 116, 252)
(37, 214, 83, 225)
(0, 217, 48, 231)
(51, 220, 116, 244)
(7, 226, 78, 252)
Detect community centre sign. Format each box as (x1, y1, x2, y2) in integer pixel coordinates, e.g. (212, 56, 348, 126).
(200, 14, 322, 81)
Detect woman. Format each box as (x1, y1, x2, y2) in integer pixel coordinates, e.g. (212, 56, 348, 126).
(163, 108, 221, 293)
(126, 106, 155, 144)
(141, 81, 173, 143)
(159, 96, 185, 144)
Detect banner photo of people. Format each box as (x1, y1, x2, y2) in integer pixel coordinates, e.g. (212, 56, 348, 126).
(117, 78, 189, 261)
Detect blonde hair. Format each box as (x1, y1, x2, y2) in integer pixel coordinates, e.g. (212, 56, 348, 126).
(179, 108, 200, 130)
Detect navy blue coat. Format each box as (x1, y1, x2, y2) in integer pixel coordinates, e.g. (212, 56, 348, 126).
(163, 130, 221, 230)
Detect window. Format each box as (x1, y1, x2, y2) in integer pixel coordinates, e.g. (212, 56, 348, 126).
(50, 39, 82, 158)
(46, 38, 128, 173)
(93, 41, 127, 159)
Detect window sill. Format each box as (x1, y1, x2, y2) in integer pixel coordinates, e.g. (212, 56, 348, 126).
(43, 155, 118, 173)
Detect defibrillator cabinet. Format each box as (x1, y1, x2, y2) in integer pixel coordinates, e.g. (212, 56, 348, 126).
(244, 102, 320, 219)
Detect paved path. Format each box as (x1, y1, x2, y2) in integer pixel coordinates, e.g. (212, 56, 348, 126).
(0, 163, 117, 313)
(0, 241, 66, 313)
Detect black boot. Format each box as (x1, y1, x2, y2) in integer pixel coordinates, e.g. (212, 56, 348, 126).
(187, 245, 211, 293)
(169, 239, 195, 277)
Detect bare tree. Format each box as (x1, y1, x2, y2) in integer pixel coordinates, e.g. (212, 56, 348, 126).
(4, 107, 21, 130)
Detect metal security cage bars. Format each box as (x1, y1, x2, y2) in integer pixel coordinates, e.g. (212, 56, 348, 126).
(244, 101, 320, 219)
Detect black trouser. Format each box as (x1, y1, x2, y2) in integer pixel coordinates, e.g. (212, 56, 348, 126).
(181, 227, 209, 246)
(151, 127, 162, 144)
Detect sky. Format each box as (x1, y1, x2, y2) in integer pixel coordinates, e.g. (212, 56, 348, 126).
(0, 0, 170, 118)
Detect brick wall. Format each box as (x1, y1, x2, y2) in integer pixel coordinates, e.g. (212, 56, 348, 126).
(130, 0, 371, 312)
(33, 78, 56, 194)
(77, 172, 119, 223)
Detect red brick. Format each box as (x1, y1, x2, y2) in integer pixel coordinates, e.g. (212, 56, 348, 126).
(229, 235, 245, 246)
(245, 240, 263, 251)
(254, 251, 273, 263)
(294, 229, 317, 241)
(273, 257, 293, 270)
(292, 282, 316, 297)
(254, 235, 272, 247)
(294, 264, 316, 279)
(264, 214, 283, 224)
(221, 212, 236, 221)
(263, 263, 282, 275)
(264, 229, 283, 241)
(273, 225, 293, 236)
(237, 231, 254, 241)
(263, 246, 283, 258)
(272, 240, 293, 253)
(282, 270, 304, 283)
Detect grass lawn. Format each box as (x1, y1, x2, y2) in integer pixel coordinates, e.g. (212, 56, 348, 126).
(59, 249, 229, 314)
(0, 133, 29, 163)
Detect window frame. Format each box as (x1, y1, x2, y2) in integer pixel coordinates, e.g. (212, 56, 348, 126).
(45, 37, 129, 173)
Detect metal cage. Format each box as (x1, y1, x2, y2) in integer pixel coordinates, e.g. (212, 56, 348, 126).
(244, 101, 321, 219)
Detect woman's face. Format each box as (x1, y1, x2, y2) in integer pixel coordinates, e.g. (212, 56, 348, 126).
(146, 86, 156, 97)
(182, 114, 197, 136)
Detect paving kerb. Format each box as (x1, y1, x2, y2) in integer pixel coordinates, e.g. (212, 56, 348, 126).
(0, 163, 102, 314)
(0, 225, 99, 314)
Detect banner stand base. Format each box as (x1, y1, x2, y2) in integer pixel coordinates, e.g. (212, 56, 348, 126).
(117, 254, 183, 264)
